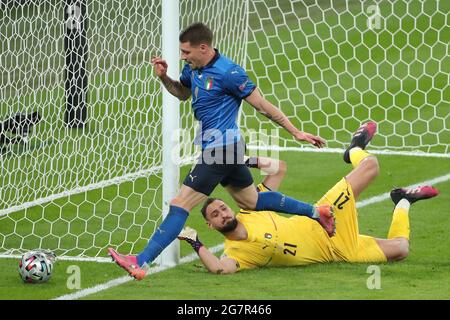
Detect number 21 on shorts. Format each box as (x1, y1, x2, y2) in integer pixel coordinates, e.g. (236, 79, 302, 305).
(333, 191, 350, 209)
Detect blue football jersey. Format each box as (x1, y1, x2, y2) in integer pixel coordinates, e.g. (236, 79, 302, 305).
(180, 50, 256, 149)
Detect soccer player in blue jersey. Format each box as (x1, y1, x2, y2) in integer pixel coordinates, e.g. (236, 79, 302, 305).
(108, 22, 333, 280)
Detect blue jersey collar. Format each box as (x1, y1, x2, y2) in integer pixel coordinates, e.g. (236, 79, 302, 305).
(200, 49, 220, 71)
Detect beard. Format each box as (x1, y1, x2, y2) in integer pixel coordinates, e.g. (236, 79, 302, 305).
(218, 218, 238, 234)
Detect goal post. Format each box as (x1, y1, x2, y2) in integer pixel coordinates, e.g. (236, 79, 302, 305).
(160, 0, 180, 267)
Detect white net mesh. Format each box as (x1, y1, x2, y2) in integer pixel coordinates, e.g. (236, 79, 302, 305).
(242, 0, 449, 154)
(0, 0, 165, 258)
(0, 0, 248, 259)
(179, 0, 248, 158)
(0, 0, 448, 260)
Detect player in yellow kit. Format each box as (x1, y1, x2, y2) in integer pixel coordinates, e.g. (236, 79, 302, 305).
(178, 122, 439, 273)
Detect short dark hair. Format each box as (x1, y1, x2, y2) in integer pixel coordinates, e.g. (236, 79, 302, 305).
(201, 197, 222, 219)
(179, 22, 213, 46)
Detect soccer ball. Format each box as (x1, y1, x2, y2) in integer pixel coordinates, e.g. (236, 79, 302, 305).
(18, 250, 56, 284)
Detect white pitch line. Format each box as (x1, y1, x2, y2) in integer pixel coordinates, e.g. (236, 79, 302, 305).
(53, 244, 224, 300)
(53, 172, 450, 300)
(0, 254, 112, 263)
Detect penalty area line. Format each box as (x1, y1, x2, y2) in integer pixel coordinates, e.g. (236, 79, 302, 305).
(53, 172, 450, 300)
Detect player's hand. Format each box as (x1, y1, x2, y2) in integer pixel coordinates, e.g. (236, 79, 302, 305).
(294, 131, 326, 148)
(151, 56, 168, 78)
(178, 227, 204, 253)
(178, 226, 199, 243)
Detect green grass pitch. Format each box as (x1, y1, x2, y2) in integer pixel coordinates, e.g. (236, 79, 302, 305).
(0, 151, 449, 299)
(0, 0, 449, 299)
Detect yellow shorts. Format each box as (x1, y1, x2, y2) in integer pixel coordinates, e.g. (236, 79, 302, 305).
(316, 178, 387, 263)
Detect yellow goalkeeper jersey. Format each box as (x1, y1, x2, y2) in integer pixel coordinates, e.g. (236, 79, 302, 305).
(223, 179, 388, 269)
(222, 184, 335, 270)
(223, 210, 336, 270)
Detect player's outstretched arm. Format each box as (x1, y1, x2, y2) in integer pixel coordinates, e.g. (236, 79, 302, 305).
(151, 56, 191, 101)
(178, 227, 237, 274)
(245, 88, 325, 148)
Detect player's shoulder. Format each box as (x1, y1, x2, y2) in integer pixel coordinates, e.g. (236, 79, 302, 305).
(238, 208, 274, 216)
(238, 209, 257, 215)
(215, 54, 244, 74)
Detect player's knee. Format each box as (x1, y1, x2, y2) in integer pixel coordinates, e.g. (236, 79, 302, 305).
(365, 156, 379, 179)
(394, 238, 409, 261)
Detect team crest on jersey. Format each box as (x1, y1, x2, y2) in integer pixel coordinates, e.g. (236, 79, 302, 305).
(205, 77, 214, 90)
(264, 233, 272, 239)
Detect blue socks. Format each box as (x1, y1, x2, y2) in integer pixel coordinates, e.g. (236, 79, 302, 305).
(255, 191, 316, 218)
(137, 205, 189, 266)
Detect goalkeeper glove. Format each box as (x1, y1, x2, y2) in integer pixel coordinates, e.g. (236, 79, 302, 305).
(178, 227, 204, 253)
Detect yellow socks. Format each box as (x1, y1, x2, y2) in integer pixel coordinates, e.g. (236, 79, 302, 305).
(388, 199, 411, 240)
(349, 147, 371, 168)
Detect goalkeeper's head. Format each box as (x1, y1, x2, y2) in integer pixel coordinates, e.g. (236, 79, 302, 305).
(179, 22, 215, 70)
(201, 198, 238, 234)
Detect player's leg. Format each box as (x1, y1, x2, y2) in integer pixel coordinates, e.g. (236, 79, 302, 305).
(170, 185, 209, 210)
(108, 160, 227, 279)
(223, 165, 335, 236)
(245, 156, 287, 191)
(317, 122, 378, 259)
(222, 140, 322, 218)
(108, 184, 208, 279)
(224, 183, 258, 209)
(373, 197, 411, 261)
(374, 185, 439, 261)
(134, 184, 207, 265)
(374, 238, 409, 262)
(345, 155, 379, 200)
(135, 158, 233, 264)
(349, 198, 410, 263)
(343, 121, 379, 199)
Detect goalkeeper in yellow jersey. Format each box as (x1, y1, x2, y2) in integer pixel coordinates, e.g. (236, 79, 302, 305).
(178, 121, 439, 274)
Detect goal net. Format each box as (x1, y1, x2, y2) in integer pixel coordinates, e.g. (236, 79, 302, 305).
(0, 0, 448, 261)
(0, 0, 248, 261)
(242, 0, 449, 156)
